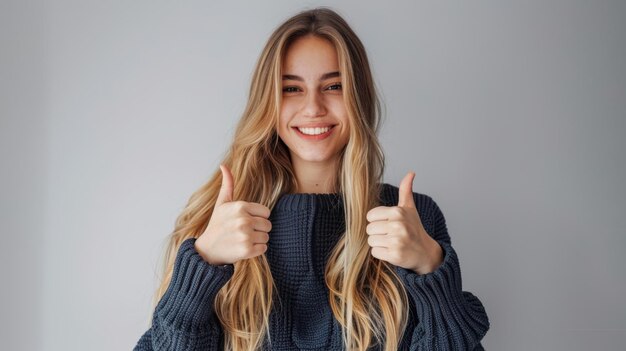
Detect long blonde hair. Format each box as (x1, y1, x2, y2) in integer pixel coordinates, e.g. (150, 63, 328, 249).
(153, 7, 408, 350)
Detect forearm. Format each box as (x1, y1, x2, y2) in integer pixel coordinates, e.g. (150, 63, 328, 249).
(134, 238, 233, 351)
(398, 243, 490, 350)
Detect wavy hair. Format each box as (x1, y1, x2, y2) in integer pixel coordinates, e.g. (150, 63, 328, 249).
(153, 7, 408, 350)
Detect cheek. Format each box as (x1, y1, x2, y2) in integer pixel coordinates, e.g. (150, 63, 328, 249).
(278, 105, 288, 127)
(333, 108, 349, 133)
(329, 99, 347, 119)
(279, 101, 302, 134)
(278, 112, 292, 138)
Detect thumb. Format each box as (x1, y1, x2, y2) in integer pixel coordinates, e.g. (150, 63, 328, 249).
(216, 164, 234, 206)
(398, 171, 416, 208)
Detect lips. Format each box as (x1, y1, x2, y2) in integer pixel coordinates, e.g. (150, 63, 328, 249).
(297, 126, 332, 135)
(292, 125, 336, 140)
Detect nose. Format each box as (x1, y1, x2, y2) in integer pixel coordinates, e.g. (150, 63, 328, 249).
(302, 90, 326, 117)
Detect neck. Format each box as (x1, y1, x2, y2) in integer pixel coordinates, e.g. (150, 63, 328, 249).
(291, 157, 340, 194)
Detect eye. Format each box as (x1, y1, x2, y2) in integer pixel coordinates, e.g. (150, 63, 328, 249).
(326, 83, 342, 91)
(282, 86, 301, 93)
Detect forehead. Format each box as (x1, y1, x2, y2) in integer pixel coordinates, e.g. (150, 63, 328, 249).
(282, 35, 339, 74)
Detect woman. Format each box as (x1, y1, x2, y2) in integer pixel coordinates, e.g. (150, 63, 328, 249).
(135, 7, 489, 351)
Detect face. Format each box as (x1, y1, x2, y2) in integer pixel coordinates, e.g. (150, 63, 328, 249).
(278, 35, 350, 168)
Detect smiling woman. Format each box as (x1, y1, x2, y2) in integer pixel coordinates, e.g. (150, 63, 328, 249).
(134, 7, 489, 351)
(279, 35, 350, 193)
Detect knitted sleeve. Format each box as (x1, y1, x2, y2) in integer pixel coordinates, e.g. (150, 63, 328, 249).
(133, 238, 234, 351)
(396, 196, 490, 351)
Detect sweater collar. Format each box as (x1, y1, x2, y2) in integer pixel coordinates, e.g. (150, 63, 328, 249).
(274, 192, 343, 212)
(272, 183, 395, 212)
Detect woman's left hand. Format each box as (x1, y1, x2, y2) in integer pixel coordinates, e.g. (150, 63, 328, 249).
(366, 172, 444, 275)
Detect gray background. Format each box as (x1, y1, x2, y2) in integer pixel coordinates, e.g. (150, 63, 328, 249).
(2, 0, 625, 350)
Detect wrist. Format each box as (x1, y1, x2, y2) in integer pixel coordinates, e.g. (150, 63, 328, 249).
(412, 238, 444, 275)
(194, 240, 215, 264)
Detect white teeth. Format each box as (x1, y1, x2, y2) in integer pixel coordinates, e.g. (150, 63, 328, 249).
(298, 126, 331, 135)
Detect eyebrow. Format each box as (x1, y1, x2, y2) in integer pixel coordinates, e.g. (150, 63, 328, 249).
(282, 71, 341, 81)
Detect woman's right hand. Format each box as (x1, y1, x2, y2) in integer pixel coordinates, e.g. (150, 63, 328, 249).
(194, 165, 272, 265)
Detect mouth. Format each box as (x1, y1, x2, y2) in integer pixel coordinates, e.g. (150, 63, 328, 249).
(292, 125, 336, 140)
(296, 126, 333, 135)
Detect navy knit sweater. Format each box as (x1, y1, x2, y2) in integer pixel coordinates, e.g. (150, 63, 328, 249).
(134, 183, 489, 350)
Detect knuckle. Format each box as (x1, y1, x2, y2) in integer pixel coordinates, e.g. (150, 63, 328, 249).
(240, 242, 254, 256)
(387, 221, 396, 230)
(235, 233, 248, 244)
(235, 217, 250, 230)
(391, 236, 402, 247)
(392, 207, 403, 217)
(262, 206, 271, 218)
(234, 201, 246, 212)
(390, 221, 402, 232)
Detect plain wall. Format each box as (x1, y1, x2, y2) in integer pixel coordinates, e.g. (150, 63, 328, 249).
(1, 1, 44, 350)
(1, 0, 625, 350)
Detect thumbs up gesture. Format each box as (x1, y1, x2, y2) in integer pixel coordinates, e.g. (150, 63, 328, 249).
(366, 172, 443, 275)
(194, 165, 272, 265)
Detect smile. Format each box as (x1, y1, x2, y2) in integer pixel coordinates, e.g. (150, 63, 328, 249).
(293, 125, 336, 140)
(297, 126, 331, 135)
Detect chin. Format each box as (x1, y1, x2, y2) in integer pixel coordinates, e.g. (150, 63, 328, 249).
(293, 152, 338, 164)
(299, 156, 332, 163)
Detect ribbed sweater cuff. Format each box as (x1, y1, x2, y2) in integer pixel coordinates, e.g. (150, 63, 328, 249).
(395, 243, 489, 349)
(154, 238, 234, 334)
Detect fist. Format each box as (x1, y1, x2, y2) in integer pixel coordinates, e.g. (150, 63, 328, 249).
(366, 172, 443, 275)
(194, 165, 272, 265)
